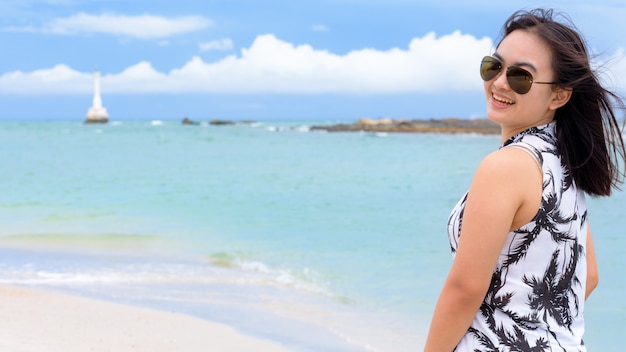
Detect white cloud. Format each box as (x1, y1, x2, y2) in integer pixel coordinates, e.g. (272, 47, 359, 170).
(5, 13, 212, 39)
(199, 38, 234, 51)
(311, 24, 330, 32)
(0, 31, 494, 94)
(0, 64, 91, 94)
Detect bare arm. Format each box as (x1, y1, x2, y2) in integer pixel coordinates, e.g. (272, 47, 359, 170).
(585, 225, 599, 299)
(424, 147, 542, 351)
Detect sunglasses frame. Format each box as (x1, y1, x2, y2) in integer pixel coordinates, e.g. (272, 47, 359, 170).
(480, 56, 557, 94)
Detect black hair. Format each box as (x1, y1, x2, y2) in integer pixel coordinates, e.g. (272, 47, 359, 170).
(500, 8, 626, 196)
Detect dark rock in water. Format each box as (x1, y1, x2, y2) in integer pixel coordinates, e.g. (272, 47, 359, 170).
(84, 118, 108, 124)
(311, 118, 500, 134)
(210, 119, 236, 126)
(181, 117, 199, 125)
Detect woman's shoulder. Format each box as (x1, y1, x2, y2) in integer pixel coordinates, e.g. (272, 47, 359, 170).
(465, 146, 544, 233)
(470, 147, 543, 196)
(479, 147, 541, 176)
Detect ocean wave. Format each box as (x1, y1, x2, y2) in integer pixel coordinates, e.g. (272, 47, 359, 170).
(0, 246, 339, 303)
(206, 251, 340, 301)
(265, 125, 311, 133)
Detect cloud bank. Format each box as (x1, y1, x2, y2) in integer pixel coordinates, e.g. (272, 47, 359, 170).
(6, 13, 212, 39)
(0, 31, 494, 94)
(199, 38, 234, 52)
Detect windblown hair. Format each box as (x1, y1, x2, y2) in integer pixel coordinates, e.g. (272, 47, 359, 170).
(499, 8, 626, 196)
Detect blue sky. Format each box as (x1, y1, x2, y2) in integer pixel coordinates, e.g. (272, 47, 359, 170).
(1, 0, 625, 121)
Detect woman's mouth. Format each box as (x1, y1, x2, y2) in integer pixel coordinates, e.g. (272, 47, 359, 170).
(492, 93, 515, 106)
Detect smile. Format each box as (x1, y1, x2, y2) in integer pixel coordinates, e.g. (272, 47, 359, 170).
(493, 93, 515, 105)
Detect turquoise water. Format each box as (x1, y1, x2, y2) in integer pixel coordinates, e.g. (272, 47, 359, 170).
(0, 120, 623, 351)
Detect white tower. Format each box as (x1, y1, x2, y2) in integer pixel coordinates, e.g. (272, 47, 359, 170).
(85, 69, 109, 123)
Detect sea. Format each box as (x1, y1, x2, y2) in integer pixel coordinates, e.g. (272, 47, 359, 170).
(0, 119, 623, 351)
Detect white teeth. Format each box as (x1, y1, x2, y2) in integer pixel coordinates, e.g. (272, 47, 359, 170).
(493, 94, 514, 104)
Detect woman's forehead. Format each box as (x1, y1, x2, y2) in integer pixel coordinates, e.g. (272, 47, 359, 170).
(497, 30, 553, 69)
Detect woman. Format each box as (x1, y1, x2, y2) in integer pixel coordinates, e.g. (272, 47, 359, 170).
(425, 8, 625, 351)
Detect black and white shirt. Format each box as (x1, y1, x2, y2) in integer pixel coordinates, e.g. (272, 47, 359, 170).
(448, 122, 588, 351)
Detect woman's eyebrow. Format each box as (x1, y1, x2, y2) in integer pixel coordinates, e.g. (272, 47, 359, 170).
(493, 52, 538, 72)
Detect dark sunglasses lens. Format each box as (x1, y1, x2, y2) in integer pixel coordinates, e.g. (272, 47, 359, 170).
(480, 57, 500, 81)
(506, 67, 533, 94)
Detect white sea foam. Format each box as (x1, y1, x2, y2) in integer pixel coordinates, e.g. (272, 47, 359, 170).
(294, 125, 310, 132)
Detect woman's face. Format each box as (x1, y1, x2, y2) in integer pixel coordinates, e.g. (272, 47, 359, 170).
(484, 29, 560, 135)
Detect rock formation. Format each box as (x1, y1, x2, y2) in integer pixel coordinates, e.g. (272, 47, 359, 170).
(311, 118, 500, 134)
(181, 117, 199, 125)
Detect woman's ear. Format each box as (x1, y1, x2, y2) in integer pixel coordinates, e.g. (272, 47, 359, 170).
(550, 87, 572, 110)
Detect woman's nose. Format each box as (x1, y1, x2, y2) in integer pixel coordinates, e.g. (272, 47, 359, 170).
(492, 69, 510, 91)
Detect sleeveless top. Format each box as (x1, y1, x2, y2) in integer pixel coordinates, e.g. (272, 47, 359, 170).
(448, 122, 588, 351)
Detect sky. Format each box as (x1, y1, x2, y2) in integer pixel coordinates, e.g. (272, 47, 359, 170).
(0, 0, 625, 121)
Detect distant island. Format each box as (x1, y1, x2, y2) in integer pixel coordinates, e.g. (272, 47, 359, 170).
(310, 118, 500, 134)
(178, 116, 501, 135)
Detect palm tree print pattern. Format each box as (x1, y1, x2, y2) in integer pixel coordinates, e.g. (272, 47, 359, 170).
(447, 122, 588, 352)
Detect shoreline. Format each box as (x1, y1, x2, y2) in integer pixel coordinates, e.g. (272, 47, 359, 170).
(310, 117, 500, 134)
(0, 245, 390, 351)
(0, 284, 291, 352)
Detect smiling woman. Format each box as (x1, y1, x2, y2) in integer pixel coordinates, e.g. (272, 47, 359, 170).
(425, 8, 626, 352)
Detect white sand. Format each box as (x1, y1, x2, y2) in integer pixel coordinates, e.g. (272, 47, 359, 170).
(0, 285, 290, 352)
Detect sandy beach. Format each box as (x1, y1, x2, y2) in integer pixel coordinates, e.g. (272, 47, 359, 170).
(0, 285, 290, 352)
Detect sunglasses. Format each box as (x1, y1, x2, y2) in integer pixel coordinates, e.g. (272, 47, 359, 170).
(480, 56, 557, 94)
